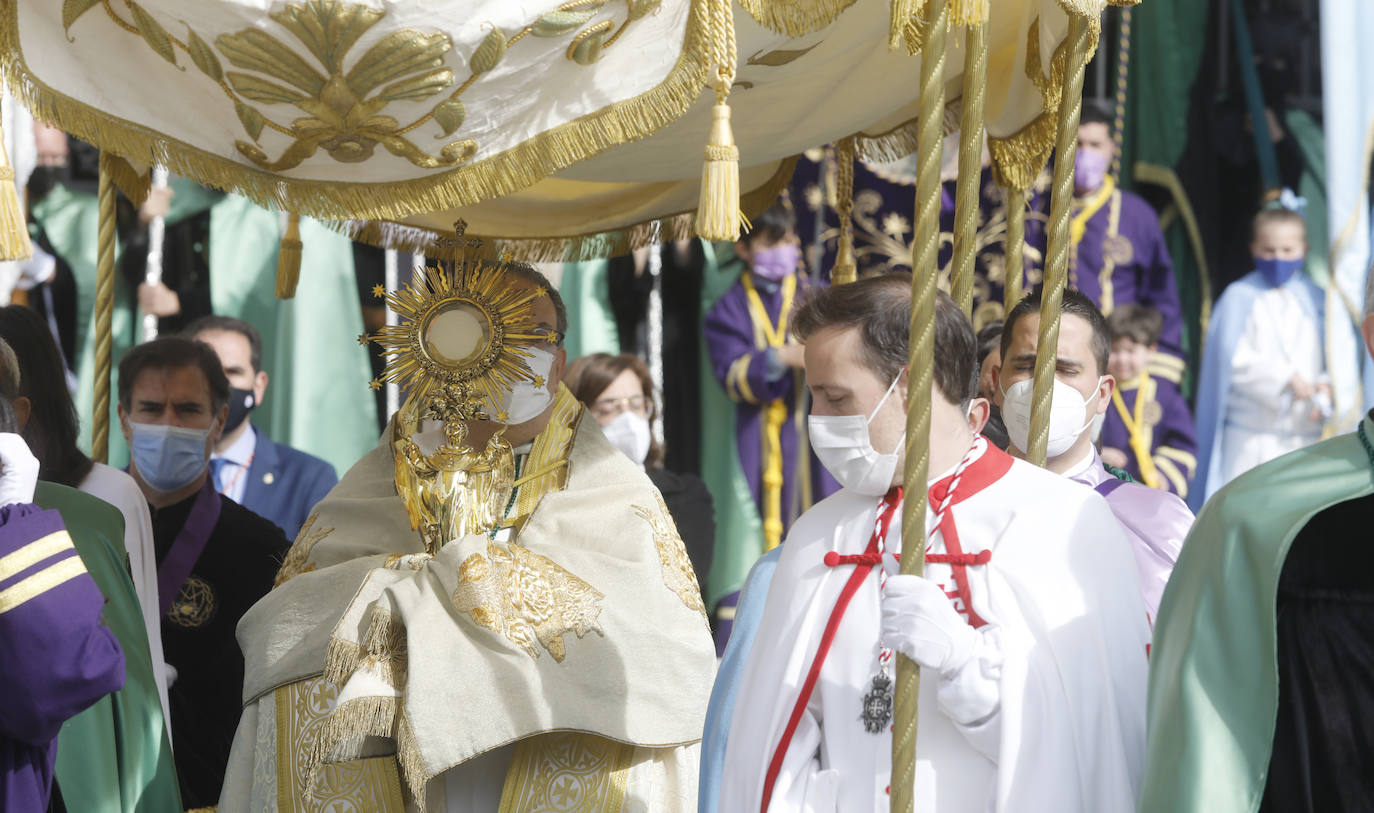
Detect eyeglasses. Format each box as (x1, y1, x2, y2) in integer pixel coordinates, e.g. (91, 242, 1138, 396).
(592, 394, 649, 420)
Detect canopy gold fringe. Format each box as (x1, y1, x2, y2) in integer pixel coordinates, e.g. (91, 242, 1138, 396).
(738, 0, 860, 38)
(0, 0, 721, 224)
(0, 119, 32, 261)
(276, 213, 303, 300)
(831, 137, 858, 285)
(894, 0, 947, 809)
(93, 152, 117, 463)
(102, 155, 150, 209)
(853, 103, 962, 166)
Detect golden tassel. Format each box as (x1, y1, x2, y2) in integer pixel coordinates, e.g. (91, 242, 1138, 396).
(831, 138, 858, 285)
(949, 0, 988, 26)
(276, 212, 302, 299)
(889, 0, 927, 51)
(0, 122, 33, 262)
(696, 0, 745, 241)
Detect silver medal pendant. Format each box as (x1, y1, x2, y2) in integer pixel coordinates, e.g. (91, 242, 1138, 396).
(860, 668, 894, 734)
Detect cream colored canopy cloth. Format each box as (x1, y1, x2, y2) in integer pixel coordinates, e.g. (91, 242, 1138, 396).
(221, 390, 716, 811)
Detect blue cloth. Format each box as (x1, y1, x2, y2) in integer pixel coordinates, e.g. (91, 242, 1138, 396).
(1190, 270, 1325, 512)
(240, 426, 338, 542)
(699, 547, 781, 813)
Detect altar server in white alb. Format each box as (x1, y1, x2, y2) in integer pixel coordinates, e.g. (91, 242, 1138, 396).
(716, 277, 1149, 812)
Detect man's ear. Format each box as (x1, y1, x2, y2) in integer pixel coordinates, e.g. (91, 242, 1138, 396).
(254, 370, 268, 405)
(212, 404, 229, 444)
(1096, 374, 1116, 415)
(13, 396, 31, 433)
(991, 363, 1004, 407)
(551, 347, 568, 391)
(966, 397, 991, 435)
(117, 404, 133, 442)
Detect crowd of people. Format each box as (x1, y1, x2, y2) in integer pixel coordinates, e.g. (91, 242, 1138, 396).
(3, 99, 1372, 813)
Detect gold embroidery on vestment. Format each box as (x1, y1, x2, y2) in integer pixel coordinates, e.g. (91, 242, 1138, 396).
(167, 576, 217, 629)
(497, 733, 634, 813)
(634, 492, 707, 616)
(274, 512, 333, 588)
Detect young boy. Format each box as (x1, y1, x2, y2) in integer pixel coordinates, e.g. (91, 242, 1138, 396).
(1191, 208, 1333, 511)
(703, 202, 836, 651)
(1100, 305, 1199, 499)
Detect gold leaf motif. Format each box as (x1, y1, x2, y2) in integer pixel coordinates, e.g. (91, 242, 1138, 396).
(379, 68, 454, 102)
(270, 0, 385, 74)
(469, 28, 507, 74)
(626, 0, 662, 21)
(432, 100, 466, 136)
(746, 41, 822, 67)
(533, 4, 606, 38)
(128, 2, 178, 66)
(345, 30, 452, 97)
(274, 513, 334, 588)
(216, 29, 327, 95)
(236, 102, 266, 141)
(567, 21, 613, 65)
(186, 27, 224, 81)
(438, 139, 479, 163)
(227, 72, 308, 104)
(452, 542, 605, 662)
(61, 0, 101, 33)
(633, 493, 705, 616)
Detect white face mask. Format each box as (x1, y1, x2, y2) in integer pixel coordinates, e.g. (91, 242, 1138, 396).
(808, 373, 905, 497)
(1000, 375, 1104, 459)
(487, 348, 557, 425)
(601, 410, 651, 466)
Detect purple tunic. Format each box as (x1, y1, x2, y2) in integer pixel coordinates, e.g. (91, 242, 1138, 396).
(1068, 451, 1194, 622)
(0, 503, 125, 812)
(1100, 375, 1199, 500)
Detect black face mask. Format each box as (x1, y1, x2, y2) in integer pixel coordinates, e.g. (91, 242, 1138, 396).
(25, 165, 72, 203)
(224, 387, 256, 435)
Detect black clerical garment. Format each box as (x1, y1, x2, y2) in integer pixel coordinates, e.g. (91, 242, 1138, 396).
(1261, 492, 1374, 812)
(150, 487, 288, 808)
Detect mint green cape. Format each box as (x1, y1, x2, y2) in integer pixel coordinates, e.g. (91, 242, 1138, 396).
(1140, 413, 1374, 812)
(36, 482, 182, 812)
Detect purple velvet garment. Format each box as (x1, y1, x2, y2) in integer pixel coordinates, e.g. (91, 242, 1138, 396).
(1068, 451, 1194, 622)
(0, 503, 125, 812)
(1099, 376, 1199, 499)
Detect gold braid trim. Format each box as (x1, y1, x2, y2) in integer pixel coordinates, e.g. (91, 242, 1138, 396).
(306, 695, 399, 794)
(852, 103, 961, 166)
(0, 0, 717, 223)
(92, 152, 116, 464)
(988, 15, 1099, 192)
(394, 710, 428, 810)
(343, 157, 798, 263)
(737, 0, 860, 37)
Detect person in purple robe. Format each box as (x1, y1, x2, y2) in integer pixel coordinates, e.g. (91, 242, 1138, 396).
(994, 289, 1194, 624)
(703, 203, 837, 653)
(116, 337, 288, 808)
(0, 428, 125, 812)
(1101, 305, 1199, 499)
(1028, 101, 1188, 391)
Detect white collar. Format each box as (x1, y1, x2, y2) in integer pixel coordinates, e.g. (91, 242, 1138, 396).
(1059, 446, 1098, 480)
(213, 423, 257, 467)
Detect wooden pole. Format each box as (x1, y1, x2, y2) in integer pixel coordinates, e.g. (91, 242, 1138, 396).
(92, 152, 117, 463)
(951, 22, 988, 315)
(894, 0, 947, 807)
(1026, 14, 1093, 467)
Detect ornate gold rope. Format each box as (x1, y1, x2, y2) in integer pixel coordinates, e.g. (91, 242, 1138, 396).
(92, 152, 117, 463)
(950, 21, 988, 316)
(832, 137, 858, 285)
(1026, 14, 1092, 467)
(1003, 186, 1026, 307)
(1110, 6, 1132, 182)
(895, 0, 947, 808)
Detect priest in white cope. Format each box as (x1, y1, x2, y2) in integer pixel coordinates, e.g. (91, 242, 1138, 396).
(994, 288, 1193, 622)
(714, 277, 1149, 812)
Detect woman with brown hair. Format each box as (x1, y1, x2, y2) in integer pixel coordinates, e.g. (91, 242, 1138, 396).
(564, 352, 715, 602)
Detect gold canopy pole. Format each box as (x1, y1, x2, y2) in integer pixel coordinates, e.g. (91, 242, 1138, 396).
(1026, 14, 1092, 467)
(1003, 187, 1027, 307)
(951, 21, 989, 316)
(92, 152, 117, 463)
(894, 0, 947, 808)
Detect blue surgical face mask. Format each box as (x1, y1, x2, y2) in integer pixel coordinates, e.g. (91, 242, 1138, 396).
(1255, 257, 1303, 287)
(129, 421, 213, 493)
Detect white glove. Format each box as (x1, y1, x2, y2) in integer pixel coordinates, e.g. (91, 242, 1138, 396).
(0, 433, 40, 507)
(880, 574, 977, 675)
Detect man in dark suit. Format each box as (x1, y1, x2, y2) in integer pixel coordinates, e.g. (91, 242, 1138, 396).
(186, 316, 337, 541)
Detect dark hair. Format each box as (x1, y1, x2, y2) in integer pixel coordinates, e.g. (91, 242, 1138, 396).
(184, 315, 263, 373)
(976, 321, 1003, 365)
(0, 392, 18, 436)
(0, 306, 94, 487)
(1001, 288, 1111, 377)
(1106, 305, 1163, 347)
(118, 337, 230, 413)
(501, 262, 567, 346)
(1252, 207, 1306, 242)
(792, 273, 979, 408)
(563, 352, 664, 469)
(1079, 98, 1114, 129)
(742, 201, 796, 246)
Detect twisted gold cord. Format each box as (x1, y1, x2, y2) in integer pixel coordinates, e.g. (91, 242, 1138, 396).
(951, 21, 988, 316)
(1110, 7, 1133, 182)
(92, 152, 117, 463)
(894, 0, 947, 808)
(1026, 14, 1092, 467)
(1003, 186, 1027, 307)
(832, 137, 858, 285)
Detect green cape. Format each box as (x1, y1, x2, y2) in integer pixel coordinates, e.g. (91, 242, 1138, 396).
(36, 482, 182, 812)
(1140, 413, 1374, 812)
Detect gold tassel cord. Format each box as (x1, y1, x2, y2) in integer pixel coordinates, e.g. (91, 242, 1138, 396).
(0, 121, 33, 262)
(695, 0, 744, 242)
(93, 152, 117, 463)
(950, 21, 988, 316)
(1003, 186, 1027, 307)
(832, 137, 858, 285)
(895, 0, 946, 808)
(1026, 15, 1092, 468)
(276, 212, 303, 299)
(949, 0, 988, 26)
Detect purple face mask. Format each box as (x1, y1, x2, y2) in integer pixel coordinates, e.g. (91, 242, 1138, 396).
(750, 243, 801, 281)
(1074, 148, 1109, 194)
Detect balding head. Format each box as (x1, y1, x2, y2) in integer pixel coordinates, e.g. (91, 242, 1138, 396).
(0, 339, 20, 402)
